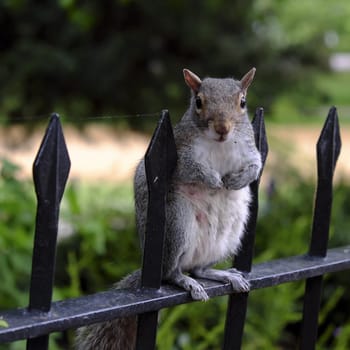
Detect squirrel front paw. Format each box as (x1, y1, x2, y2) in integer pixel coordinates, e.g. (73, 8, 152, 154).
(223, 164, 260, 190)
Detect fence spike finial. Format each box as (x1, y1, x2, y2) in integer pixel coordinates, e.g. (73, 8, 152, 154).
(300, 106, 342, 350)
(27, 113, 70, 350)
(136, 110, 177, 350)
(33, 113, 70, 204)
(252, 107, 268, 172)
(141, 109, 177, 289)
(316, 106, 341, 180)
(309, 106, 341, 258)
(223, 107, 269, 350)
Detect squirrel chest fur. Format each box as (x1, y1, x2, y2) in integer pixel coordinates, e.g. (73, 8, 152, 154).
(175, 136, 251, 271)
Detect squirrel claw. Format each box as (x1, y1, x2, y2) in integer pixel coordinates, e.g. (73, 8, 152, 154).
(190, 286, 209, 301)
(168, 273, 209, 301)
(227, 272, 250, 292)
(187, 279, 210, 301)
(222, 164, 259, 190)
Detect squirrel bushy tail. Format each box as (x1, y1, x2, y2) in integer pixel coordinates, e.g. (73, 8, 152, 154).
(75, 270, 141, 350)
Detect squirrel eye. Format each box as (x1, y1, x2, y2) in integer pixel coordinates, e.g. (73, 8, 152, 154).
(195, 96, 202, 109)
(240, 96, 246, 109)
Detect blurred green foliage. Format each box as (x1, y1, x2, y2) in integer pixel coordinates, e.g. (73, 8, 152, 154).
(0, 156, 350, 349)
(0, 159, 35, 309)
(2, 0, 350, 126)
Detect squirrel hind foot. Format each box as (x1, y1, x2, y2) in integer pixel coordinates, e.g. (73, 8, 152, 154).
(167, 272, 209, 301)
(190, 284, 210, 301)
(191, 268, 250, 293)
(229, 273, 250, 292)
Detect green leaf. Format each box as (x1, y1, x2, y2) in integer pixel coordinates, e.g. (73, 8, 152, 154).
(0, 319, 9, 328)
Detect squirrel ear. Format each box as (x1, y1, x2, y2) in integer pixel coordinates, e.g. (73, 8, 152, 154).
(240, 67, 256, 92)
(183, 69, 202, 93)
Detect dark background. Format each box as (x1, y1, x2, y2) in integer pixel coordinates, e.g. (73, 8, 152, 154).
(1, 0, 342, 127)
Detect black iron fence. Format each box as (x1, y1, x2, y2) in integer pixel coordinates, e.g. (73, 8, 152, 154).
(0, 107, 349, 350)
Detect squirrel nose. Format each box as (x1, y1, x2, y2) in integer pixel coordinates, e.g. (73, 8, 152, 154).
(214, 124, 229, 136)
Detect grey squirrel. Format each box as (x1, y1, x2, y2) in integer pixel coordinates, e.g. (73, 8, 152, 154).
(76, 68, 262, 350)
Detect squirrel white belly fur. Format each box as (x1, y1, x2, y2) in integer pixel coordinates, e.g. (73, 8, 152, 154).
(76, 68, 262, 350)
(176, 183, 250, 271)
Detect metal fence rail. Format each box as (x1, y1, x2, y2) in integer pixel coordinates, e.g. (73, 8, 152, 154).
(0, 106, 349, 350)
(1, 246, 350, 344)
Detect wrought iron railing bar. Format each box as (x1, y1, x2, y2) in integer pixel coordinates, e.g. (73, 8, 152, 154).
(300, 276, 323, 349)
(223, 107, 268, 350)
(2, 248, 349, 343)
(223, 293, 248, 350)
(136, 312, 159, 350)
(299, 107, 341, 350)
(309, 106, 341, 257)
(26, 113, 70, 350)
(136, 110, 177, 350)
(234, 107, 269, 272)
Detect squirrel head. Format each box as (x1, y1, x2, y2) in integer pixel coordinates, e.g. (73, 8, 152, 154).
(183, 68, 256, 142)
